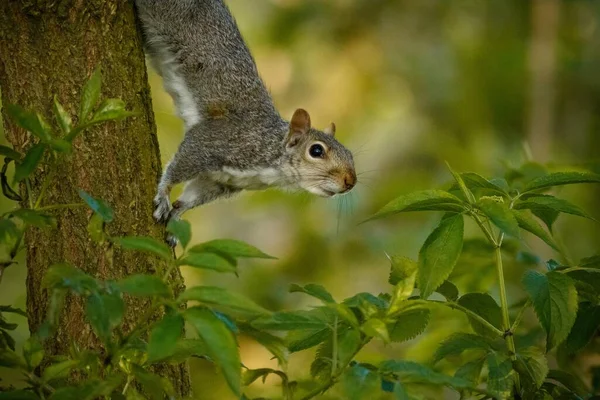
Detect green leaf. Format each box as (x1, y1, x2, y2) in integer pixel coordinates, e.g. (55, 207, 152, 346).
(513, 210, 559, 251)
(176, 252, 237, 273)
(289, 283, 335, 303)
(79, 67, 102, 122)
(147, 312, 184, 363)
(454, 357, 485, 385)
(418, 214, 464, 298)
(5, 104, 52, 142)
(522, 270, 578, 350)
(49, 376, 123, 400)
(0, 218, 19, 242)
(252, 311, 329, 331)
(436, 280, 459, 302)
(514, 194, 593, 221)
(23, 336, 44, 370)
(91, 98, 136, 123)
(342, 364, 380, 400)
(388, 307, 430, 342)
(523, 171, 600, 193)
(477, 197, 520, 238)
(365, 190, 465, 222)
(10, 209, 56, 229)
(53, 95, 72, 135)
(113, 236, 172, 260)
(531, 207, 560, 232)
(486, 353, 515, 398)
(0, 349, 25, 368)
(0, 306, 27, 317)
(178, 286, 270, 319)
(361, 318, 389, 343)
(86, 213, 106, 243)
(0, 390, 39, 400)
(166, 219, 191, 248)
(563, 302, 600, 354)
(42, 263, 97, 294)
(185, 307, 241, 396)
(131, 364, 170, 400)
(240, 325, 288, 366)
(1, 161, 23, 201)
(432, 333, 493, 363)
(451, 172, 507, 196)
(446, 163, 476, 203)
(13, 144, 46, 184)
(189, 238, 275, 259)
(102, 291, 124, 328)
(86, 294, 111, 343)
(286, 327, 330, 353)
(161, 338, 206, 364)
(115, 274, 170, 297)
(580, 254, 600, 268)
(457, 293, 502, 338)
(514, 347, 548, 390)
(388, 256, 417, 286)
(42, 359, 79, 382)
(0, 145, 21, 161)
(78, 190, 114, 222)
(379, 360, 470, 388)
(49, 139, 72, 153)
(546, 370, 589, 397)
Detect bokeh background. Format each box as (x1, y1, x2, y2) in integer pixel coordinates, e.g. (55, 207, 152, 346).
(2, 0, 600, 398)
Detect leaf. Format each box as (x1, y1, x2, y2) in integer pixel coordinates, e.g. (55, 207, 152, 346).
(87, 213, 106, 243)
(115, 274, 170, 297)
(176, 252, 237, 273)
(451, 172, 507, 195)
(13, 144, 46, 184)
(454, 357, 485, 385)
(53, 95, 72, 134)
(189, 239, 275, 259)
(457, 293, 503, 338)
(286, 327, 330, 353)
(10, 209, 56, 229)
(0, 349, 24, 368)
(432, 333, 493, 363)
(486, 353, 515, 398)
(91, 98, 136, 123)
(436, 280, 459, 302)
(289, 283, 335, 303)
(388, 256, 417, 286)
(0, 145, 21, 161)
(522, 270, 578, 350)
(185, 307, 241, 396)
(388, 307, 430, 342)
(514, 194, 593, 221)
(85, 294, 111, 343)
(361, 318, 389, 343)
(178, 286, 270, 319)
(563, 302, 600, 354)
(0, 218, 19, 242)
(78, 190, 114, 222)
(546, 370, 589, 397)
(5, 104, 52, 142)
(131, 364, 170, 400)
(48, 376, 123, 400)
(166, 219, 191, 248)
(477, 197, 520, 238)
(147, 312, 184, 363)
(342, 364, 380, 400)
(23, 336, 44, 370)
(446, 163, 476, 203)
(513, 210, 559, 251)
(1, 160, 23, 201)
(418, 214, 464, 298)
(49, 139, 72, 153)
(379, 360, 471, 388)
(42, 263, 97, 294)
(162, 338, 206, 364)
(252, 311, 329, 331)
(0, 390, 39, 400)
(523, 171, 600, 193)
(79, 67, 102, 122)
(241, 325, 288, 366)
(365, 190, 465, 222)
(42, 359, 79, 382)
(113, 236, 172, 260)
(514, 347, 548, 390)
(0, 306, 27, 317)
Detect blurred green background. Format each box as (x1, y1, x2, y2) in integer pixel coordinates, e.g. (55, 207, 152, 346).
(2, 0, 600, 398)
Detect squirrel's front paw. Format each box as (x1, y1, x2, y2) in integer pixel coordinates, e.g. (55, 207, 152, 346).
(153, 194, 172, 223)
(166, 233, 179, 248)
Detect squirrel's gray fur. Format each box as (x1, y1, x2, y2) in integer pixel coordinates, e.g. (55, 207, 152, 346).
(134, 0, 356, 239)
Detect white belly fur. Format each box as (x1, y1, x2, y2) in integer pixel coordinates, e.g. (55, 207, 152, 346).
(211, 167, 289, 190)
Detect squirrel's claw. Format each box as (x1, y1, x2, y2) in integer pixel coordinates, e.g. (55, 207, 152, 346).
(153, 194, 172, 223)
(166, 233, 179, 248)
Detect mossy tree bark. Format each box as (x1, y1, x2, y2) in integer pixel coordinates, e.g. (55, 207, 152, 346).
(0, 0, 189, 394)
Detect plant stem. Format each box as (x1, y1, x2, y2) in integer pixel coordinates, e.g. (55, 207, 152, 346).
(471, 213, 497, 247)
(510, 300, 530, 333)
(298, 336, 371, 400)
(25, 178, 34, 209)
(494, 244, 515, 353)
(331, 316, 338, 376)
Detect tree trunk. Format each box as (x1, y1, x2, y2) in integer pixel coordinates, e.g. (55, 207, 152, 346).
(0, 0, 189, 395)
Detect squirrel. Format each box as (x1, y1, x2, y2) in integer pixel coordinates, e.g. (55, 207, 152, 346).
(134, 0, 357, 238)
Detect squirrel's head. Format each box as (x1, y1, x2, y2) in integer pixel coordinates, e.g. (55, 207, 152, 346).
(283, 109, 356, 197)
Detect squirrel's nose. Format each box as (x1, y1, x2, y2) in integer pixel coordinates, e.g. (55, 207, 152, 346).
(343, 172, 356, 191)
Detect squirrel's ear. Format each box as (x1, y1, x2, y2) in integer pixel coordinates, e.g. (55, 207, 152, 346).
(290, 108, 311, 134)
(323, 122, 336, 137)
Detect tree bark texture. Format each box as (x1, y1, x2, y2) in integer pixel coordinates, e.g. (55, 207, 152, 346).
(0, 0, 189, 394)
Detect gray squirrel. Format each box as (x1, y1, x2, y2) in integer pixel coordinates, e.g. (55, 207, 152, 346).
(134, 0, 356, 239)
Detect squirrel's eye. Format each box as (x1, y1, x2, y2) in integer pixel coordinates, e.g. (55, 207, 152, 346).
(309, 144, 325, 158)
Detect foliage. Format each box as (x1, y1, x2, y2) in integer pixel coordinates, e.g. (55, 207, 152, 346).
(1, 71, 600, 400)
